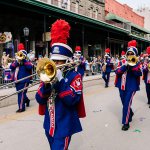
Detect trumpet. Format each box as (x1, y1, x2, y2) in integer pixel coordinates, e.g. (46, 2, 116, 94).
(16, 51, 25, 60)
(127, 55, 138, 66)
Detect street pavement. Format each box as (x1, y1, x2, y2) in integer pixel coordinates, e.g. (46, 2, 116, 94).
(0, 75, 150, 150)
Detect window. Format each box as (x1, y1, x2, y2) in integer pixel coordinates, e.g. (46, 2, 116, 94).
(75, 1, 79, 13)
(61, 0, 68, 9)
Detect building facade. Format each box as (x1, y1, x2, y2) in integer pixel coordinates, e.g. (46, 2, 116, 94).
(104, 0, 150, 54)
(38, 0, 105, 21)
(0, 0, 150, 66)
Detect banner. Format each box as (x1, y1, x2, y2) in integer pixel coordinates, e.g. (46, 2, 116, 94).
(0, 32, 12, 44)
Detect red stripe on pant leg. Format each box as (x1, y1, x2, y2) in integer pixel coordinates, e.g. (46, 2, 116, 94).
(20, 83, 27, 110)
(64, 137, 69, 150)
(125, 92, 135, 124)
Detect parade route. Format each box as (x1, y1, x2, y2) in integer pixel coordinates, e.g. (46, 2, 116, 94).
(0, 77, 150, 150)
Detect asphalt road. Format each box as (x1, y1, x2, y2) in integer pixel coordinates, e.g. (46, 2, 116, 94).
(0, 77, 150, 150)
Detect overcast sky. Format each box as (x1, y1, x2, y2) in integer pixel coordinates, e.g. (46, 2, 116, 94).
(116, 0, 150, 9)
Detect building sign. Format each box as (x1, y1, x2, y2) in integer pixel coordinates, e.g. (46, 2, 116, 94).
(0, 32, 12, 44)
(42, 32, 51, 42)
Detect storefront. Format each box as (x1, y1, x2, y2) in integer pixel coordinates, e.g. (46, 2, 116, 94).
(0, 0, 150, 63)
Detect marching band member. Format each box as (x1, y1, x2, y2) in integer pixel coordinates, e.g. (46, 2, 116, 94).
(35, 19, 86, 150)
(102, 48, 113, 88)
(142, 46, 150, 107)
(10, 43, 33, 112)
(73, 46, 86, 78)
(120, 51, 126, 60)
(115, 40, 142, 131)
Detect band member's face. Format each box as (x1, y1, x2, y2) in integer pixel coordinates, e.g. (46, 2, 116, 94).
(53, 60, 65, 66)
(127, 51, 134, 56)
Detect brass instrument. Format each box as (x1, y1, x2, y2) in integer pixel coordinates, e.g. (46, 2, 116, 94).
(127, 55, 138, 66)
(16, 51, 25, 60)
(148, 63, 150, 71)
(36, 58, 57, 82)
(102, 64, 106, 72)
(36, 57, 80, 83)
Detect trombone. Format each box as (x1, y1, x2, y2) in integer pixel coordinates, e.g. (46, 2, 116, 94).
(0, 58, 80, 101)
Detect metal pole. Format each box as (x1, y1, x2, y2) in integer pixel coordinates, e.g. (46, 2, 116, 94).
(82, 25, 85, 55)
(0, 82, 39, 101)
(44, 15, 47, 56)
(0, 73, 37, 89)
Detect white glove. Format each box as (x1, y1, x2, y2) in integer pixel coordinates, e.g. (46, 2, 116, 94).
(56, 69, 63, 82)
(40, 73, 51, 82)
(123, 61, 128, 66)
(122, 60, 128, 66)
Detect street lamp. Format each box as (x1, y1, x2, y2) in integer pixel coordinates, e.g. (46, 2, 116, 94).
(23, 27, 29, 52)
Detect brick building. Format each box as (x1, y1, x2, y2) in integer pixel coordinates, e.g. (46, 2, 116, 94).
(105, 0, 144, 27)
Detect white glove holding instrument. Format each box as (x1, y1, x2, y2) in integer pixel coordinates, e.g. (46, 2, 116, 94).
(56, 69, 63, 81)
(40, 73, 51, 82)
(122, 59, 128, 66)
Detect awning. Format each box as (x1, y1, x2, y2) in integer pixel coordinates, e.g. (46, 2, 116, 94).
(105, 13, 150, 34)
(131, 23, 150, 34)
(105, 13, 130, 23)
(130, 34, 150, 43)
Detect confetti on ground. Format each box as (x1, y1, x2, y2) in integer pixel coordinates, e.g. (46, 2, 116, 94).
(0, 140, 3, 143)
(139, 117, 146, 121)
(133, 129, 141, 133)
(93, 110, 102, 113)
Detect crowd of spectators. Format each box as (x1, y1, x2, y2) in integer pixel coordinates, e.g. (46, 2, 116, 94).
(0, 51, 120, 85)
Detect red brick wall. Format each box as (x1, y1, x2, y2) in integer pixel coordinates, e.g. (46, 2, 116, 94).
(105, 0, 144, 27)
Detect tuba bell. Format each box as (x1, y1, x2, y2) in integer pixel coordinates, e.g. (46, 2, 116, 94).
(36, 58, 57, 83)
(16, 51, 25, 60)
(127, 55, 138, 66)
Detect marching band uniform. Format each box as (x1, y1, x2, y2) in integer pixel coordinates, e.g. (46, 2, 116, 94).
(35, 20, 86, 150)
(10, 43, 33, 112)
(142, 46, 150, 106)
(115, 40, 142, 131)
(102, 48, 113, 88)
(74, 46, 86, 78)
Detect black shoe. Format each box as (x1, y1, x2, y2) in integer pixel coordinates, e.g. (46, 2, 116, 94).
(129, 112, 134, 122)
(105, 85, 108, 88)
(16, 109, 25, 113)
(26, 99, 30, 107)
(122, 124, 130, 131)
